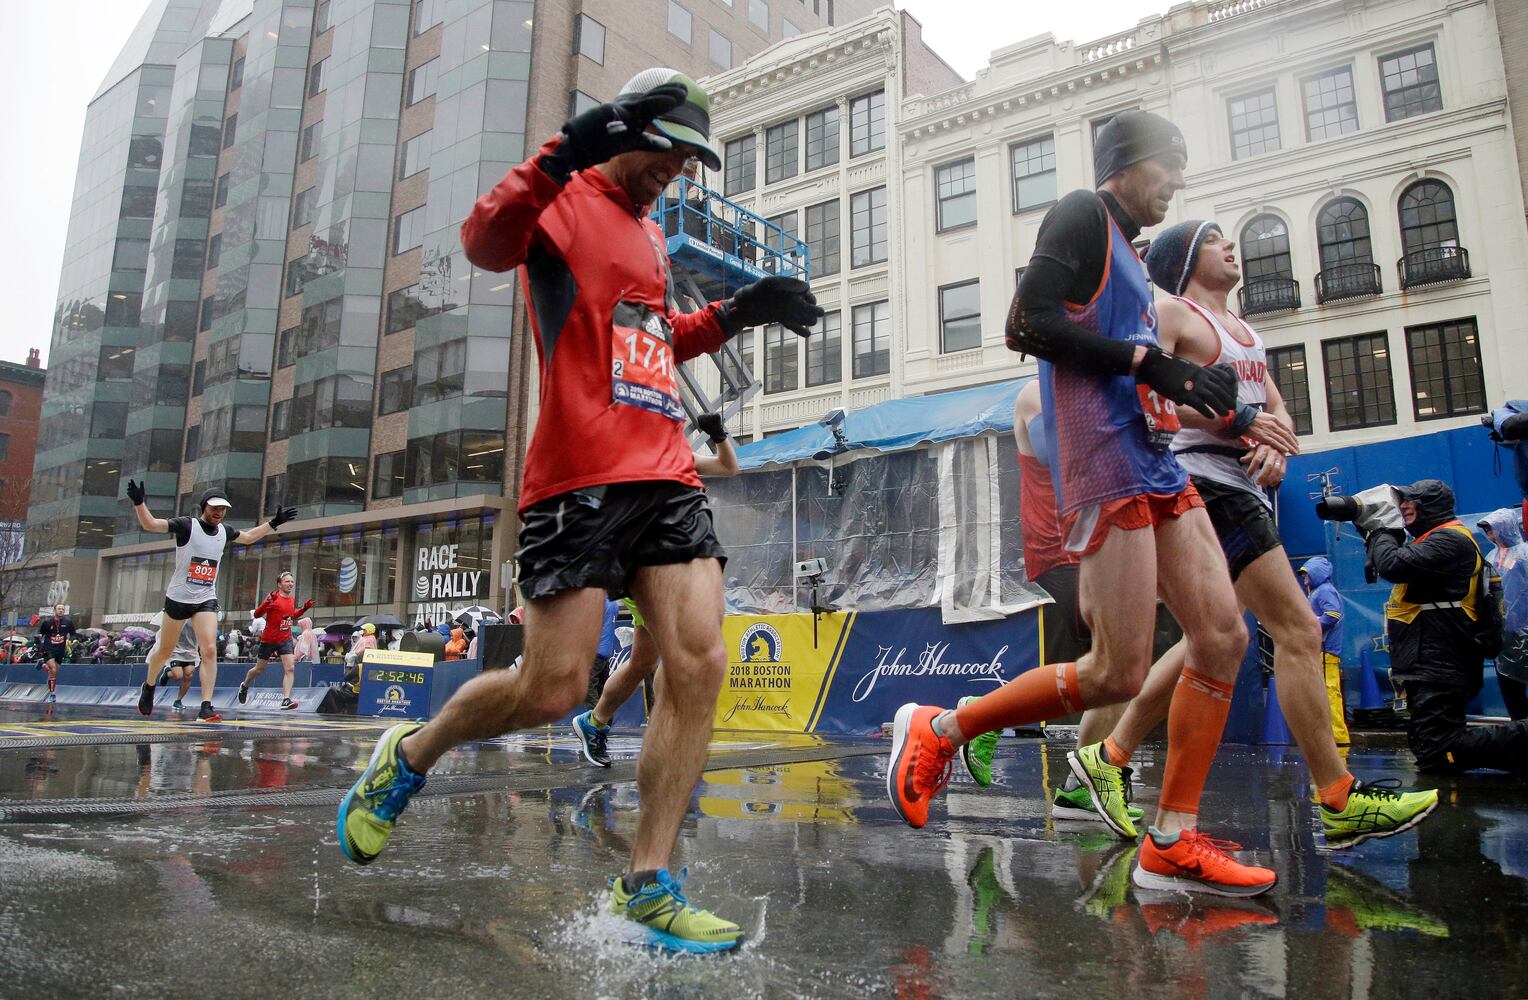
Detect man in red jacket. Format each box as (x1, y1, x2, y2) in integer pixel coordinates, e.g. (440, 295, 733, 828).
(336, 68, 820, 954)
(238, 572, 312, 711)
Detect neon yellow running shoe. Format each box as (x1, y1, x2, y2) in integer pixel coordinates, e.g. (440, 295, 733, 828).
(337, 723, 426, 865)
(609, 868, 743, 954)
(1324, 862, 1448, 936)
(1321, 778, 1438, 849)
(1067, 742, 1137, 839)
(956, 696, 999, 787)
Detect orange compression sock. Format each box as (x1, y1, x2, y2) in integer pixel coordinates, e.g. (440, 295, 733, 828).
(1157, 667, 1235, 816)
(954, 663, 1084, 740)
(1318, 773, 1356, 811)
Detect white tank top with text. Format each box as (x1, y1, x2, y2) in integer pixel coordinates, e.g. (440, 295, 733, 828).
(1170, 297, 1270, 503)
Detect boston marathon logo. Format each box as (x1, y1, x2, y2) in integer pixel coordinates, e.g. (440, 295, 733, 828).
(378, 684, 413, 716)
(724, 622, 793, 724)
(851, 642, 1011, 702)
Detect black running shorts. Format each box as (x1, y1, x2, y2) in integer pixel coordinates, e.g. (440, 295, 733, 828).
(258, 640, 295, 659)
(515, 482, 727, 601)
(164, 596, 220, 619)
(1190, 476, 1283, 581)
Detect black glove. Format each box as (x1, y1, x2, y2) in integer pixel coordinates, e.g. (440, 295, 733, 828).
(268, 506, 298, 530)
(1135, 348, 1237, 419)
(537, 83, 688, 185)
(126, 479, 146, 506)
(718, 277, 824, 338)
(1502, 412, 1528, 442)
(695, 412, 727, 444)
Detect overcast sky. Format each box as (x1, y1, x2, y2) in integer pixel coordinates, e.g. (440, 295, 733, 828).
(0, 0, 1163, 369)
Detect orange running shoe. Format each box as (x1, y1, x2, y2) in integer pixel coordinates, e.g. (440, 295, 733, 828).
(1132, 828, 1277, 897)
(886, 703, 955, 829)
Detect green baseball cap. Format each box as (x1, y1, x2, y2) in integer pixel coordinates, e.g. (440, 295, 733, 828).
(617, 67, 722, 171)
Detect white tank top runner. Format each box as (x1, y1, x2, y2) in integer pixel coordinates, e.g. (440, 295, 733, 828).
(1169, 296, 1270, 501)
(165, 520, 228, 606)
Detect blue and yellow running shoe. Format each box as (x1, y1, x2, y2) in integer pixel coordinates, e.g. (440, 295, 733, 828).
(609, 868, 743, 954)
(337, 723, 426, 865)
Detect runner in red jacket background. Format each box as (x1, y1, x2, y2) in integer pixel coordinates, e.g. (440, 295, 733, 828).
(238, 572, 313, 711)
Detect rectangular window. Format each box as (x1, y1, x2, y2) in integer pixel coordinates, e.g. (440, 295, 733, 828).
(385, 284, 436, 334)
(285, 258, 308, 298)
(850, 186, 887, 268)
(270, 399, 290, 441)
(570, 90, 599, 116)
(1303, 66, 1359, 140)
(393, 206, 426, 254)
(765, 119, 799, 184)
(400, 131, 431, 179)
(939, 280, 981, 353)
(783, 17, 800, 37)
(1010, 135, 1056, 212)
(199, 297, 215, 332)
(120, 184, 157, 219)
(709, 30, 731, 70)
(214, 172, 229, 208)
(183, 425, 200, 461)
(1381, 44, 1442, 122)
(373, 451, 406, 500)
(852, 301, 890, 378)
(936, 158, 977, 231)
(222, 113, 237, 149)
(1323, 332, 1396, 430)
(113, 237, 149, 272)
(407, 58, 438, 105)
(1406, 318, 1485, 420)
(97, 345, 135, 381)
(1267, 345, 1312, 435)
(308, 58, 326, 97)
(724, 135, 756, 196)
(1228, 88, 1280, 159)
(301, 122, 321, 162)
(414, 0, 443, 34)
(749, 0, 769, 32)
(668, 1, 692, 42)
(315, 0, 330, 32)
(192, 358, 206, 395)
(574, 14, 605, 63)
(378, 366, 415, 415)
(804, 200, 840, 277)
(229, 57, 244, 92)
(806, 310, 842, 386)
(171, 239, 203, 279)
(849, 91, 885, 157)
(762, 211, 798, 274)
(181, 179, 213, 218)
(764, 325, 798, 393)
(292, 187, 315, 227)
(805, 106, 840, 171)
(278, 326, 298, 368)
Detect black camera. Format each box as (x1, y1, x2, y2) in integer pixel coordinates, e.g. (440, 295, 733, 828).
(1315, 496, 1362, 522)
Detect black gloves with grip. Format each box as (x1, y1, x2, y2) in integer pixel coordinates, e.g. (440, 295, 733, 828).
(269, 506, 298, 530)
(125, 479, 146, 506)
(718, 277, 824, 338)
(1135, 348, 1237, 419)
(695, 412, 727, 444)
(537, 83, 688, 185)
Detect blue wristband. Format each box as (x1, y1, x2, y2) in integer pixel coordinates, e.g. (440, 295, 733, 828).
(1228, 404, 1259, 437)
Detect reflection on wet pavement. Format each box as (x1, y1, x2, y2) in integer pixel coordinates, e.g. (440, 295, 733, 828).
(0, 703, 1526, 999)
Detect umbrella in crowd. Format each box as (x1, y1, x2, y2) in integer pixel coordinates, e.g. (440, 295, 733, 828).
(121, 626, 155, 639)
(78, 627, 109, 638)
(454, 606, 502, 627)
(325, 622, 357, 635)
(318, 633, 348, 645)
(356, 613, 405, 629)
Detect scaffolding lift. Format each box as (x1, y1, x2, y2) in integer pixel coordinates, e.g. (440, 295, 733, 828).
(650, 176, 810, 437)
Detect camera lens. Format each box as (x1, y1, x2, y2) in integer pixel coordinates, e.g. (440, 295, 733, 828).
(1315, 496, 1362, 522)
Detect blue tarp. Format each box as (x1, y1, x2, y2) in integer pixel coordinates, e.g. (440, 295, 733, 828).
(735, 378, 1028, 469)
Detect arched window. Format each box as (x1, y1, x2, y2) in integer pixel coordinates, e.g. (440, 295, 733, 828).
(1398, 180, 1468, 287)
(1316, 197, 1380, 302)
(1238, 215, 1299, 314)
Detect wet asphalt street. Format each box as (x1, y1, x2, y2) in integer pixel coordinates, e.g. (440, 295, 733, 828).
(0, 702, 1525, 1000)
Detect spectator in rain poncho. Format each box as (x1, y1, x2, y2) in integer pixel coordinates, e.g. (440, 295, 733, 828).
(1481, 507, 1528, 720)
(292, 617, 320, 663)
